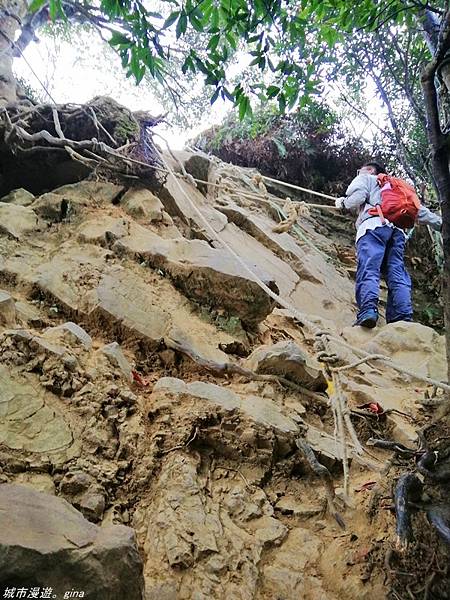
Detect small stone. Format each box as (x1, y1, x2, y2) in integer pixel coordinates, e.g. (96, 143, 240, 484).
(78, 382, 95, 395)
(245, 341, 326, 391)
(120, 390, 137, 404)
(240, 428, 257, 445)
(121, 187, 165, 221)
(44, 322, 93, 349)
(62, 354, 78, 372)
(105, 384, 120, 398)
(101, 342, 133, 381)
(60, 471, 93, 495)
(0, 290, 16, 327)
(0, 203, 43, 239)
(159, 349, 176, 367)
(80, 490, 106, 521)
(14, 301, 41, 326)
(250, 516, 288, 547)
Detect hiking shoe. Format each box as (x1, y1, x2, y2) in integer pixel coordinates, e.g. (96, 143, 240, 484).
(353, 309, 378, 328)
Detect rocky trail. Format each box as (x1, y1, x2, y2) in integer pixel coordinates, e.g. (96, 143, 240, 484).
(0, 149, 448, 599)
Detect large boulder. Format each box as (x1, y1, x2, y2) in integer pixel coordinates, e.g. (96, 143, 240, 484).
(0, 188, 34, 206)
(343, 321, 446, 381)
(245, 341, 327, 391)
(0, 484, 144, 599)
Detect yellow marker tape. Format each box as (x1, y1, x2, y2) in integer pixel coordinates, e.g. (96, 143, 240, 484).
(326, 380, 335, 397)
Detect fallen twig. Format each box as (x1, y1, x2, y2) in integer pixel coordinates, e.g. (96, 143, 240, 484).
(161, 426, 199, 455)
(367, 438, 418, 457)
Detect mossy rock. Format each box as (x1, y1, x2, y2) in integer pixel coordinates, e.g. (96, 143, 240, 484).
(87, 96, 140, 146)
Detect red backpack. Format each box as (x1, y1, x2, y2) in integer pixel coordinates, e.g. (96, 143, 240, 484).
(368, 173, 420, 228)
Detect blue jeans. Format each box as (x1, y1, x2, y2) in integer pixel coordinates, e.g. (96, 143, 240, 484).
(356, 226, 412, 323)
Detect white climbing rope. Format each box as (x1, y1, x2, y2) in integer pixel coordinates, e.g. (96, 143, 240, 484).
(261, 174, 339, 202)
(158, 149, 450, 394)
(10, 29, 447, 397)
(155, 147, 450, 496)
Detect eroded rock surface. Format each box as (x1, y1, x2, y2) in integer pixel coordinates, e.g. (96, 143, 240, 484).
(245, 340, 327, 390)
(0, 203, 43, 239)
(0, 187, 34, 206)
(0, 152, 447, 599)
(80, 216, 278, 325)
(0, 484, 144, 599)
(0, 366, 74, 456)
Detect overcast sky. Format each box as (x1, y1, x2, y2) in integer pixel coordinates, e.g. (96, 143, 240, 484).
(13, 24, 385, 153)
(13, 28, 231, 149)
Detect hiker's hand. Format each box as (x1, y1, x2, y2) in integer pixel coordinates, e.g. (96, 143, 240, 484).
(335, 197, 346, 210)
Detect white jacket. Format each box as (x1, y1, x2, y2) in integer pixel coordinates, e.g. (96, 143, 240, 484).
(343, 173, 442, 231)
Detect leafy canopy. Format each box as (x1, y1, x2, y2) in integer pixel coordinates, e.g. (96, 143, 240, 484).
(28, 0, 443, 117)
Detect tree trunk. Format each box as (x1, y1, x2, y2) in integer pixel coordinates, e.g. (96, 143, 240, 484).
(431, 154, 450, 385)
(422, 57, 450, 384)
(0, 0, 28, 106)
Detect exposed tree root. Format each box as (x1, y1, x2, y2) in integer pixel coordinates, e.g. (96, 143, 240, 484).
(295, 437, 346, 529)
(394, 473, 423, 552)
(427, 505, 450, 546)
(0, 96, 164, 195)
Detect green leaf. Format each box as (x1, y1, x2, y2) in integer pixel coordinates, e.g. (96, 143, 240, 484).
(162, 11, 180, 29)
(194, 56, 211, 75)
(181, 55, 194, 74)
(176, 11, 188, 38)
(109, 32, 131, 47)
(205, 73, 219, 85)
(266, 85, 280, 99)
(210, 87, 221, 104)
(144, 52, 155, 76)
(189, 10, 204, 32)
(278, 93, 286, 112)
(226, 31, 237, 50)
(28, 0, 46, 13)
(135, 65, 146, 84)
(222, 87, 234, 102)
(238, 97, 247, 121)
(207, 33, 220, 52)
(49, 0, 65, 20)
(210, 7, 220, 31)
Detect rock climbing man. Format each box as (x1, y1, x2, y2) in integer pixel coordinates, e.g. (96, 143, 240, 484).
(335, 162, 442, 328)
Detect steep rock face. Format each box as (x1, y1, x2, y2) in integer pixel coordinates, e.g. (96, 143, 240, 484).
(0, 150, 448, 599)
